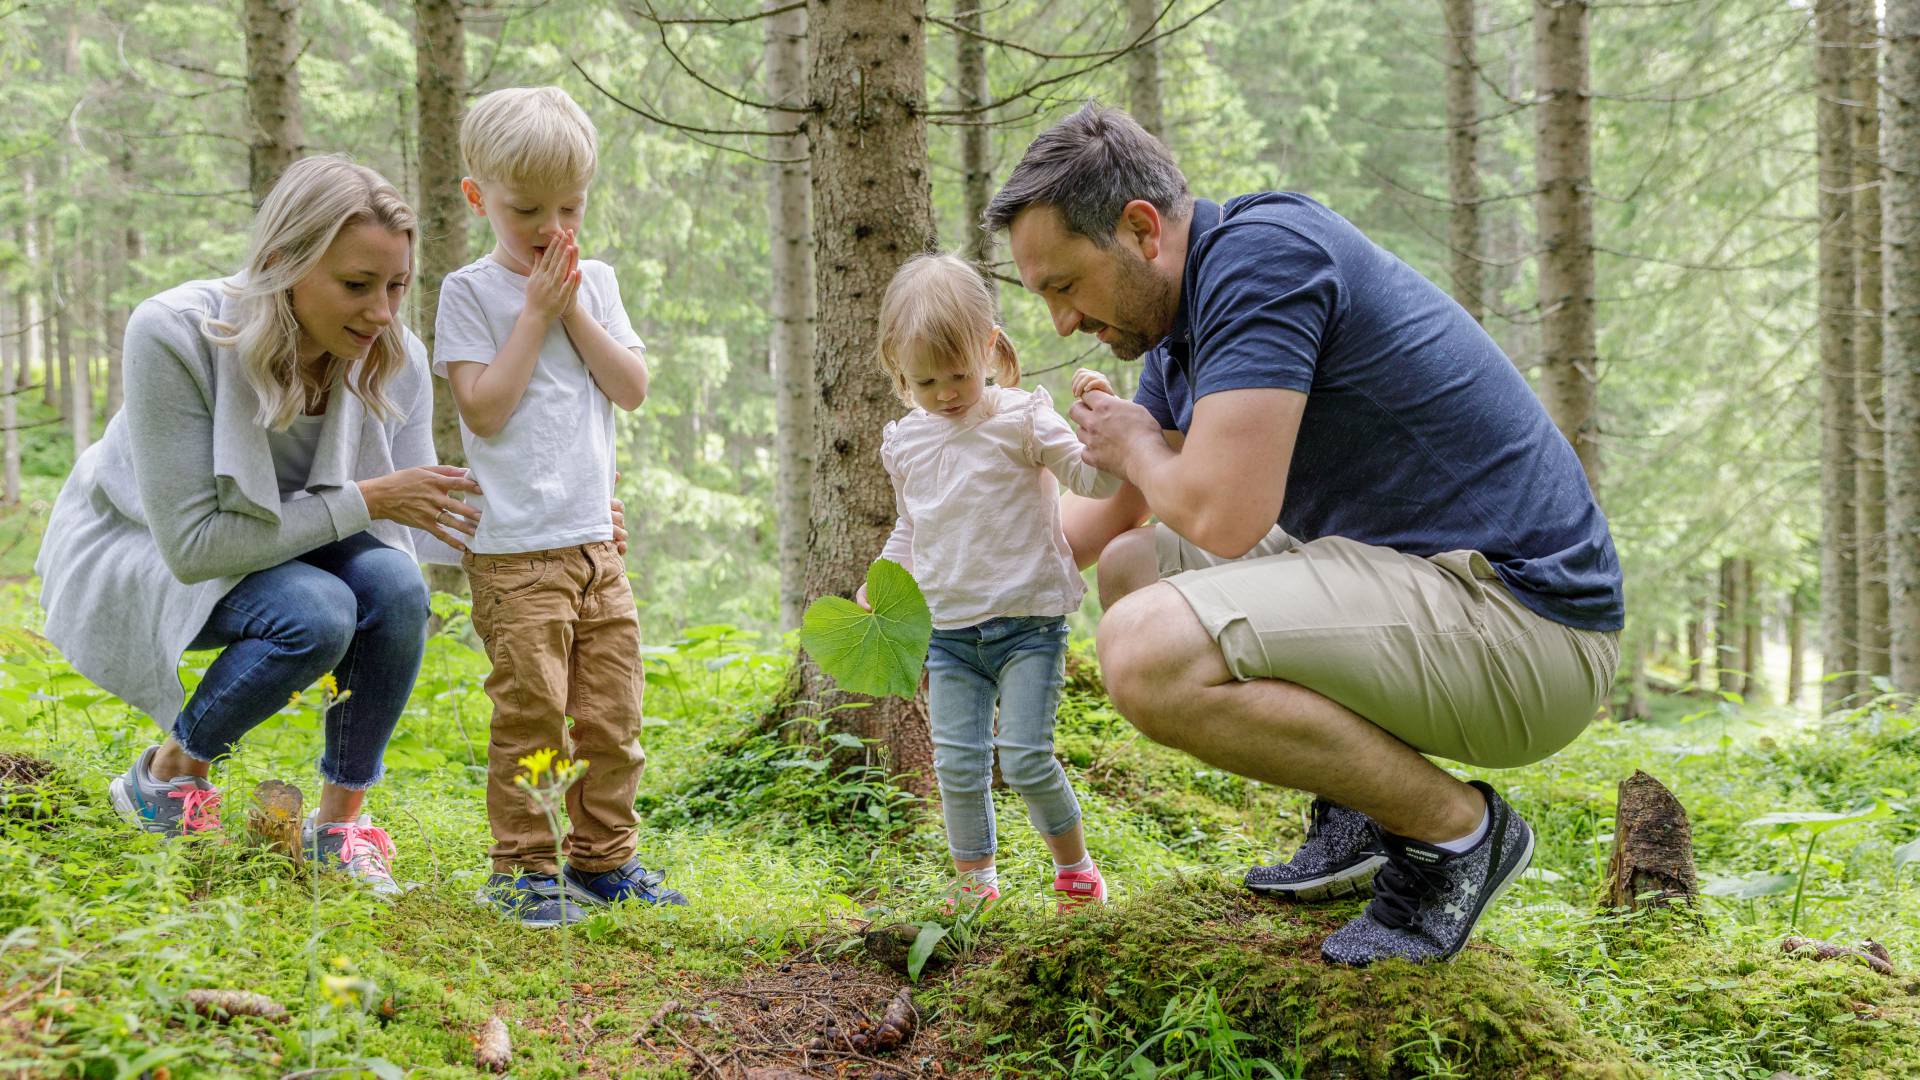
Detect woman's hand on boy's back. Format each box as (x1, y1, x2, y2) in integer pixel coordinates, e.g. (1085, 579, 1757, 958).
(524, 229, 581, 322)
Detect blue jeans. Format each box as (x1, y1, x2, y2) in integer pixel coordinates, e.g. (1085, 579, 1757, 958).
(926, 615, 1082, 862)
(172, 531, 430, 789)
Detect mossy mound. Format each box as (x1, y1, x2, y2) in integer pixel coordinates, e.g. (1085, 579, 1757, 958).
(951, 875, 1648, 1079)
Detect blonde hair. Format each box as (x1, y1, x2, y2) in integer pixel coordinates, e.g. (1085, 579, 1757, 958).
(460, 86, 599, 191)
(204, 156, 416, 430)
(876, 253, 1021, 408)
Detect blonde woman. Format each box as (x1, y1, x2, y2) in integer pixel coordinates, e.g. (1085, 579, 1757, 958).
(38, 157, 484, 893)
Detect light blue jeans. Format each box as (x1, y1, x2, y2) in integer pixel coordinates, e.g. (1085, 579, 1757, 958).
(926, 615, 1082, 862)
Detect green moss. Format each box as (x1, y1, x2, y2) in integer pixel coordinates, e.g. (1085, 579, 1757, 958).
(951, 876, 1649, 1079)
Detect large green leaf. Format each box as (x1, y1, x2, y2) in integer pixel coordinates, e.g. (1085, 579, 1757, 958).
(798, 560, 932, 699)
(1744, 801, 1892, 835)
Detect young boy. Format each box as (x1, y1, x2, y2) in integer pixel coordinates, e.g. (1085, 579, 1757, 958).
(433, 86, 684, 927)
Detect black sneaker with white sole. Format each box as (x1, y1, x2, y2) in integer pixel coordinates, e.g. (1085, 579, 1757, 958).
(1244, 798, 1387, 901)
(1319, 781, 1534, 966)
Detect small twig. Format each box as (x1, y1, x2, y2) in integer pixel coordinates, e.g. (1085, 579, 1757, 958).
(657, 1018, 727, 1078)
(630, 998, 682, 1045)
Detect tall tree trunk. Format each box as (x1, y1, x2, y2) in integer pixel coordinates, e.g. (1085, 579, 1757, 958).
(1741, 559, 1761, 697)
(68, 233, 91, 457)
(1532, 0, 1600, 491)
(957, 1, 993, 274)
(1819, 0, 1862, 709)
(1687, 588, 1707, 688)
(1444, 0, 1484, 324)
(245, 0, 304, 207)
(38, 205, 57, 413)
(1717, 558, 1740, 695)
(107, 143, 136, 419)
(1789, 586, 1806, 705)
(414, 0, 467, 598)
(1853, 0, 1892, 683)
(795, 0, 936, 790)
(1885, 0, 1920, 690)
(767, 0, 816, 632)
(0, 298, 15, 505)
(1125, 0, 1164, 141)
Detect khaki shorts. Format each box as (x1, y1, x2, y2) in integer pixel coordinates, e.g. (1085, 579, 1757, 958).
(1156, 525, 1619, 769)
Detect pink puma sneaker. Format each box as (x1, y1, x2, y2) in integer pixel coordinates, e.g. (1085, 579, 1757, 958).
(1053, 865, 1107, 912)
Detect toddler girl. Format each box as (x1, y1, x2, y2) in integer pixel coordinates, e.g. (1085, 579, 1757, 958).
(863, 253, 1121, 910)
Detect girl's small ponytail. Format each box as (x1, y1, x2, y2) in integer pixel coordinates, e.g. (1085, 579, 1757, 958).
(991, 323, 1022, 390)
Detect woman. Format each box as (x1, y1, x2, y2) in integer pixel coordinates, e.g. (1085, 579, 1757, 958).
(38, 156, 480, 893)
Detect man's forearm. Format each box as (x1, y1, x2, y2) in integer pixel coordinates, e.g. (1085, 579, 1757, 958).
(1062, 485, 1150, 569)
(1127, 438, 1271, 558)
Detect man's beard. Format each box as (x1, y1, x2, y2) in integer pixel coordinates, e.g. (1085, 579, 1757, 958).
(1090, 248, 1175, 360)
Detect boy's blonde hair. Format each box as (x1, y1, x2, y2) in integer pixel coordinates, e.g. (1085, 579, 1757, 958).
(876, 253, 1021, 408)
(204, 155, 414, 430)
(460, 86, 598, 190)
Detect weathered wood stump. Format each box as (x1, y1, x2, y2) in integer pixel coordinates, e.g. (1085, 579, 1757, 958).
(1603, 770, 1698, 910)
(245, 779, 305, 869)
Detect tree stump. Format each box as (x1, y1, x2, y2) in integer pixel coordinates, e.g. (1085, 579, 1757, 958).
(1603, 770, 1698, 910)
(246, 779, 304, 869)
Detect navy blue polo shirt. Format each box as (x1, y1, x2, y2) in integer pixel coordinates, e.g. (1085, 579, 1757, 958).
(1136, 194, 1624, 632)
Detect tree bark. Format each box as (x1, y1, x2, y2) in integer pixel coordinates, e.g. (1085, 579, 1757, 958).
(1883, 0, 1920, 691)
(1819, 0, 1862, 709)
(1444, 0, 1484, 324)
(1125, 0, 1165, 142)
(957, 1, 993, 274)
(1687, 588, 1707, 688)
(1603, 770, 1698, 911)
(768, 0, 816, 632)
(38, 204, 58, 414)
(794, 0, 936, 790)
(245, 0, 304, 207)
(1789, 586, 1806, 705)
(1741, 558, 1761, 697)
(413, 0, 468, 599)
(1853, 0, 1892, 683)
(1532, 0, 1599, 492)
(0, 297, 15, 506)
(1717, 558, 1740, 695)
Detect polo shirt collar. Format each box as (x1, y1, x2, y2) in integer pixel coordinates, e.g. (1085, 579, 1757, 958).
(1168, 197, 1223, 353)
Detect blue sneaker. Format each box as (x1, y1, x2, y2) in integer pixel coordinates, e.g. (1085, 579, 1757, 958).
(564, 858, 687, 907)
(479, 873, 590, 929)
(107, 745, 222, 838)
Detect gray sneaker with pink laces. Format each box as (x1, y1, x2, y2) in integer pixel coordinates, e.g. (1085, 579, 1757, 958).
(108, 745, 222, 838)
(304, 813, 408, 898)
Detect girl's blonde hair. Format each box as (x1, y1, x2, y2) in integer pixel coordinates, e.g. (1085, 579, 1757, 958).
(876, 253, 1021, 408)
(204, 156, 416, 430)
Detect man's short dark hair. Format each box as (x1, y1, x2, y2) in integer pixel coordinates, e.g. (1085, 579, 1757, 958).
(982, 102, 1192, 246)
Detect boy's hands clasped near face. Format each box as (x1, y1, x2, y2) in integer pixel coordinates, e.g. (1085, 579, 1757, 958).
(524, 228, 583, 324)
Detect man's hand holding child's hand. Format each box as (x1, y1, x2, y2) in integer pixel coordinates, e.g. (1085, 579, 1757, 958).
(526, 228, 582, 322)
(1071, 367, 1117, 401)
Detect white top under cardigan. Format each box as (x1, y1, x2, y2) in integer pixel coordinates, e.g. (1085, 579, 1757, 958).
(879, 385, 1120, 629)
(35, 278, 457, 728)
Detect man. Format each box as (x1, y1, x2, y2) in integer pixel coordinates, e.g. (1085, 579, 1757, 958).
(985, 104, 1622, 966)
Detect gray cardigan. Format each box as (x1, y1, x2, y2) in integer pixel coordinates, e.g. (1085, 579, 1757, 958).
(36, 279, 455, 727)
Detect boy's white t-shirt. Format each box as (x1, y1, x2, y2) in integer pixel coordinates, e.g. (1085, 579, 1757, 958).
(431, 256, 644, 554)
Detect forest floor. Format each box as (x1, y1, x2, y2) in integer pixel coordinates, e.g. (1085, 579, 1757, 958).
(0, 582, 1917, 1079)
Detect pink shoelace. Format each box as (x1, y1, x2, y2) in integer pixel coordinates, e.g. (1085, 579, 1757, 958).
(326, 821, 397, 881)
(166, 787, 223, 833)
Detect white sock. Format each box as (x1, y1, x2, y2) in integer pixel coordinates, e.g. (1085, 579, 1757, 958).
(1434, 805, 1490, 854)
(961, 866, 998, 889)
(1054, 855, 1094, 875)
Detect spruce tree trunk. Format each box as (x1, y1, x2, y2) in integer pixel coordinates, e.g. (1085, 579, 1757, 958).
(1687, 588, 1707, 688)
(1532, 0, 1600, 491)
(1444, 0, 1484, 324)
(107, 143, 135, 419)
(1818, 0, 1862, 709)
(0, 298, 15, 506)
(767, 0, 816, 632)
(38, 205, 57, 413)
(957, 1, 994, 274)
(1853, 0, 1892, 682)
(1741, 559, 1761, 697)
(792, 0, 936, 790)
(245, 0, 304, 207)
(1789, 587, 1806, 705)
(1717, 558, 1740, 695)
(1886, 0, 1920, 690)
(413, 0, 468, 598)
(68, 241, 90, 457)
(1125, 0, 1165, 141)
